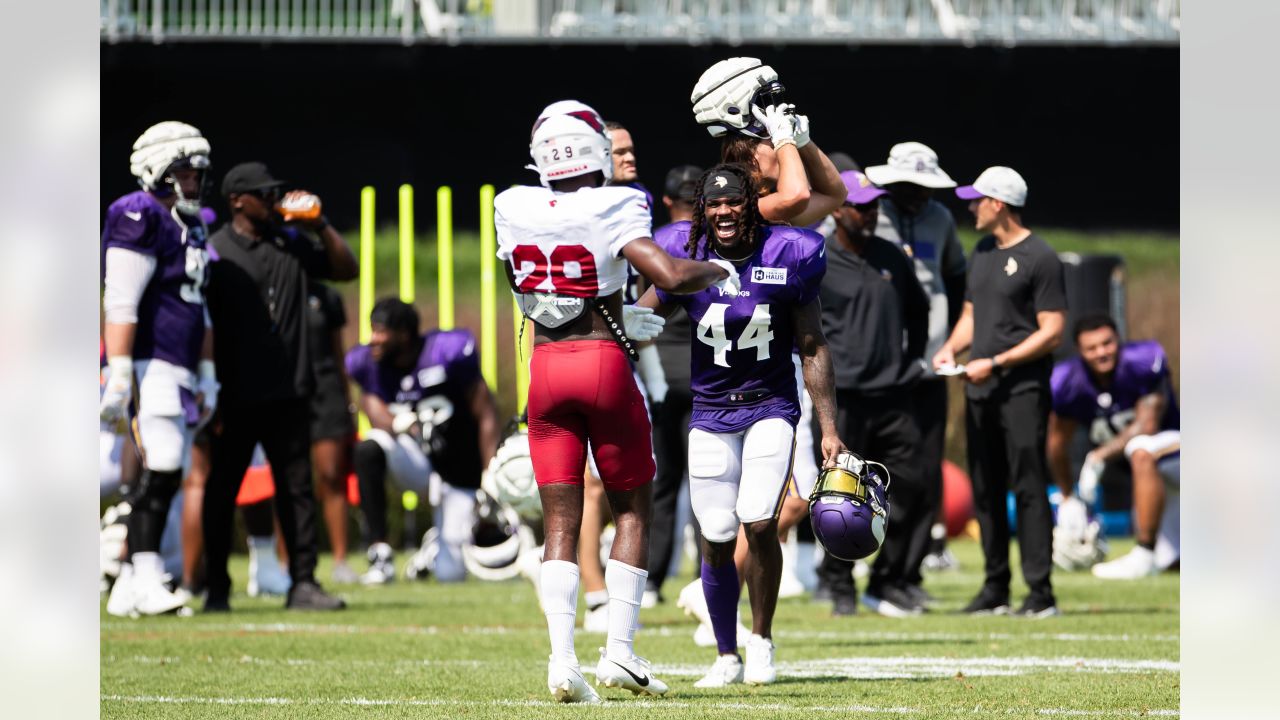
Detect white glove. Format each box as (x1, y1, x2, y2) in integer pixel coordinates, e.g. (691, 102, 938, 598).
(623, 305, 666, 342)
(751, 103, 797, 149)
(636, 344, 669, 405)
(195, 360, 219, 429)
(792, 112, 811, 148)
(99, 356, 133, 434)
(392, 411, 419, 435)
(1056, 495, 1090, 536)
(708, 259, 742, 297)
(1078, 456, 1104, 505)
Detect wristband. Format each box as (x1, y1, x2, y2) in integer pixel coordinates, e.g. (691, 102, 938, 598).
(198, 359, 217, 381)
(772, 137, 796, 150)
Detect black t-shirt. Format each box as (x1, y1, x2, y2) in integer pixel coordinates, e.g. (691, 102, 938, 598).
(965, 232, 1066, 399)
(207, 224, 333, 409)
(653, 307, 692, 391)
(306, 281, 347, 382)
(819, 235, 929, 394)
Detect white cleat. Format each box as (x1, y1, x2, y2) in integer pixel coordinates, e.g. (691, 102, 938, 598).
(694, 653, 745, 688)
(595, 648, 668, 696)
(582, 604, 609, 633)
(106, 563, 137, 618)
(692, 615, 752, 648)
(1092, 546, 1159, 580)
(676, 579, 711, 626)
(547, 658, 601, 704)
(743, 633, 777, 685)
(777, 571, 806, 599)
(132, 579, 186, 616)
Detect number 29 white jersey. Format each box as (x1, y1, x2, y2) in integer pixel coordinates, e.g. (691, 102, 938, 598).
(495, 185, 652, 299)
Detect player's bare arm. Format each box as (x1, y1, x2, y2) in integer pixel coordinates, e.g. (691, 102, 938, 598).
(788, 139, 845, 227)
(621, 237, 729, 294)
(759, 142, 810, 222)
(933, 300, 975, 369)
(968, 309, 1065, 384)
(359, 392, 397, 434)
(468, 376, 500, 469)
(316, 221, 359, 280)
(792, 297, 847, 467)
(1047, 413, 1079, 494)
(1089, 387, 1167, 464)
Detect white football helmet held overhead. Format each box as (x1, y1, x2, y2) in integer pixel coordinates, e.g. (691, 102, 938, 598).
(528, 100, 613, 187)
(130, 121, 211, 215)
(691, 57, 783, 139)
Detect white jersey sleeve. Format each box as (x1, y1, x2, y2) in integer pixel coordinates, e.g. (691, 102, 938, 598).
(493, 185, 652, 298)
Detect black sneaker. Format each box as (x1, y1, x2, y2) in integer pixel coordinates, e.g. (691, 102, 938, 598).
(812, 579, 833, 602)
(902, 583, 936, 610)
(863, 584, 923, 618)
(203, 595, 231, 613)
(832, 591, 858, 617)
(286, 580, 346, 611)
(1015, 594, 1060, 619)
(961, 587, 1011, 615)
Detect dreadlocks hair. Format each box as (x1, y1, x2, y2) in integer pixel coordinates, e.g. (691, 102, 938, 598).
(686, 163, 769, 261)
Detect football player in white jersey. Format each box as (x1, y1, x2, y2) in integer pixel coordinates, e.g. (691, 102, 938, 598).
(495, 100, 734, 704)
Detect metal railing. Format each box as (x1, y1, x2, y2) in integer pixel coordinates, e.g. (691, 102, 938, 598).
(100, 0, 1179, 45)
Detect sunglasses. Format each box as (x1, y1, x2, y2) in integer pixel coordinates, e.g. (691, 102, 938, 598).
(844, 199, 880, 212)
(249, 187, 282, 203)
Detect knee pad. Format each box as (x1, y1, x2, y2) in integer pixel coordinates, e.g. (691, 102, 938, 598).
(128, 469, 182, 515)
(353, 438, 388, 476)
(697, 507, 739, 543)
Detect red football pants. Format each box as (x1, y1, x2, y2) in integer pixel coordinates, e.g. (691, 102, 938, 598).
(527, 340, 655, 492)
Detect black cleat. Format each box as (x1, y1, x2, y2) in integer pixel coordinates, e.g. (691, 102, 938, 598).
(832, 591, 858, 617)
(1015, 594, 1060, 619)
(286, 580, 346, 611)
(962, 587, 1011, 615)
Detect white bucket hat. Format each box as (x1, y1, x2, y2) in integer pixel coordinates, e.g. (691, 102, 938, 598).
(865, 142, 956, 189)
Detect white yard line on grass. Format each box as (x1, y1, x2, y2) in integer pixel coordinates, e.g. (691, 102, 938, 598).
(102, 621, 1178, 645)
(100, 694, 1179, 716)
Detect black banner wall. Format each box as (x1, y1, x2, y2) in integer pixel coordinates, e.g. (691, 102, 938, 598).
(102, 42, 1177, 231)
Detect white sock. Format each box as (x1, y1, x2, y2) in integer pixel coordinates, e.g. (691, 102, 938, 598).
(132, 551, 164, 586)
(604, 560, 647, 661)
(249, 536, 281, 575)
(540, 560, 581, 665)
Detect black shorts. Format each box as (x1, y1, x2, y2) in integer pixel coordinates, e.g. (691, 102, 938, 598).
(311, 370, 355, 442)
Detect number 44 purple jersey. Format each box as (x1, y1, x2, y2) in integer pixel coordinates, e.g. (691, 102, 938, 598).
(655, 224, 826, 433)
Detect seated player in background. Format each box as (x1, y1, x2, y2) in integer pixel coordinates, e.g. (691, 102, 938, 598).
(638, 163, 847, 688)
(345, 298, 498, 585)
(497, 100, 732, 703)
(1048, 314, 1180, 579)
(102, 121, 218, 617)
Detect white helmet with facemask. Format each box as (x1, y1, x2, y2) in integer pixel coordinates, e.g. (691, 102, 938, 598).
(130, 121, 211, 216)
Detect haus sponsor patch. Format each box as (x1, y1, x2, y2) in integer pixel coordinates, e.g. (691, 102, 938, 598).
(751, 266, 787, 285)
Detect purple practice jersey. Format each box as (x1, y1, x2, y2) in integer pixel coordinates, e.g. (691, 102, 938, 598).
(1051, 340, 1180, 447)
(656, 225, 826, 433)
(346, 329, 485, 489)
(101, 191, 209, 371)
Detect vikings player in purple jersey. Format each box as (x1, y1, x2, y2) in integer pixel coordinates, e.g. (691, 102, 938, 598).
(1047, 314, 1180, 579)
(101, 121, 219, 617)
(345, 298, 499, 585)
(638, 163, 847, 687)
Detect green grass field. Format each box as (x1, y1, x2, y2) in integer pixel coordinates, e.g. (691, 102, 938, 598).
(101, 538, 1179, 719)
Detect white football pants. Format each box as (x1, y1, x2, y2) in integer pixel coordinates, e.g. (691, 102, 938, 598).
(688, 417, 796, 543)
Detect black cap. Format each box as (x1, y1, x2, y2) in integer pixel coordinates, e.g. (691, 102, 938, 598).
(221, 161, 286, 197)
(664, 164, 703, 203)
(828, 152, 861, 173)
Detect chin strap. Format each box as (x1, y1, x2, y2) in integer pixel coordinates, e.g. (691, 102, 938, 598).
(591, 298, 638, 361)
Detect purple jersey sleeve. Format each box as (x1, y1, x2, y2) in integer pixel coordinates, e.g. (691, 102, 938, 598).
(785, 227, 826, 306)
(1050, 357, 1092, 421)
(427, 329, 481, 388)
(345, 344, 377, 395)
(102, 192, 164, 255)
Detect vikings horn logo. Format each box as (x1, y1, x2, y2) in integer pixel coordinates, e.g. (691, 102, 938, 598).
(714, 176, 728, 188)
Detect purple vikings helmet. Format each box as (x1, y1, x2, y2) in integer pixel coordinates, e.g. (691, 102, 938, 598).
(808, 452, 891, 561)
